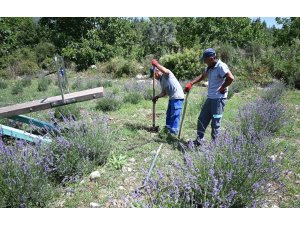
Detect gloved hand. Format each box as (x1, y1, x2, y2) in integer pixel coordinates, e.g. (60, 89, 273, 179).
(218, 86, 226, 94)
(151, 59, 159, 67)
(152, 95, 159, 103)
(185, 82, 193, 93)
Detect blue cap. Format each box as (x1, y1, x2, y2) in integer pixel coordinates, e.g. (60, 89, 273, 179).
(200, 48, 216, 62)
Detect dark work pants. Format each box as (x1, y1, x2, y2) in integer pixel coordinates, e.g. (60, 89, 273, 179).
(197, 98, 226, 140)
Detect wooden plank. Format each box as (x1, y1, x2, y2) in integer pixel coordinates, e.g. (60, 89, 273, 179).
(0, 87, 104, 118)
(0, 124, 52, 143)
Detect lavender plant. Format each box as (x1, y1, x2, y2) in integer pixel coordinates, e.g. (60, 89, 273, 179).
(238, 98, 287, 136)
(44, 114, 114, 183)
(129, 129, 285, 208)
(96, 92, 123, 112)
(0, 138, 54, 207)
(260, 81, 285, 103)
(124, 92, 144, 105)
(124, 80, 160, 100)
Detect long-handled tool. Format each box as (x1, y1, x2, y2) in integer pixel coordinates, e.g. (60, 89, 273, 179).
(178, 91, 190, 139)
(149, 66, 159, 132)
(143, 143, 163, 186)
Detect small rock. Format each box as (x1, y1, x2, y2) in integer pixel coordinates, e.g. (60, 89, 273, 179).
(90, 65, 97, 69)
(119, 186, 125, 190)
(90, 202, 101, 208)
(127, 167, 133, 172)
(129, 158, 136, 163)
(136, 74, 142, 79)
(64, 187, 75, 197)
(80, 179, 85, 185)
(89, 171, 101, 181)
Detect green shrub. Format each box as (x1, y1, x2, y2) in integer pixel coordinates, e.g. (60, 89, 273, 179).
(0, 70, 9, 79)
(102, 80, 113, 88)
(71, 77, 85, 91)
(96, 95, 122, 112)
(21, 76, 32, 87)
(17, 60, 39, 76)
(11, 81, 23, 95)
(35, 42, 56, 66)
(85, 79, 100, 89)
(263, 41, 300, 89)
(40, 57, 56, 71)
(0, 78, 8, 89)
(54, 104, 81, 120)
(124, 92, 144, 104)
(37, 77, 50, 92)
(160, 48, 203, 80)
(105, 57, 139, 78)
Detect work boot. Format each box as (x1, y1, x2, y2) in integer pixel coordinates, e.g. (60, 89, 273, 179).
(187, 137, 204, 150)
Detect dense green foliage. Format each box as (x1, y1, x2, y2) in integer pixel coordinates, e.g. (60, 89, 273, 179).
(0, 17, 299, 88)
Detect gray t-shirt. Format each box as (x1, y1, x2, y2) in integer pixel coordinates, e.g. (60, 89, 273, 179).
(160, 72, 184, 100)
(206, 59, 230, 99)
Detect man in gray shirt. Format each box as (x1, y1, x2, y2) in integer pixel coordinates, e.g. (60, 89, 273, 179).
(185, 48, 235, 146)
(151, 59, 184, 135)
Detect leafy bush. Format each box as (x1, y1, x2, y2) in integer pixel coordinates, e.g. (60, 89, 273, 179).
(96, 95, 122, 112)
(85, 78, 102, 89)
(100, 79, 113, 88)
(262, 41, 300, 89)
(0, 70, 9, 79)
(71, 77, 85, 91)
(35, 42, 56, 66)
(105, 57, 140, 78)
(54, 104, 81, 121)
(37, 77, 51, 92)
(18, 60, 39, 76)
(20, 76, 32, 87)
(0, 78, 8, 89)
(124, 92, 144, 105)
(160, 48, 203, 80)
(11, 81, 23, 95)
(0, 139, 54, 207)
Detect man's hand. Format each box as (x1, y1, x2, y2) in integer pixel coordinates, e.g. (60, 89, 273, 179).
(151, 59, 159, 67)
(152, 95, 159, 103)
(217, 86, 226, 94)
(185, 82, 193, 93)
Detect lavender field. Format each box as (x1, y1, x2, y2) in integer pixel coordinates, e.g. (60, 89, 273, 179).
(0, 75, 299, 208)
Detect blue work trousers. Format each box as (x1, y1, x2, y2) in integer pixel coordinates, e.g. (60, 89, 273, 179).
(166, 99, 184, 134)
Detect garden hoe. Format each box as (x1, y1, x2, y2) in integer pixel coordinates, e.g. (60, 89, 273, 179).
(149, 66, 159, 133)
